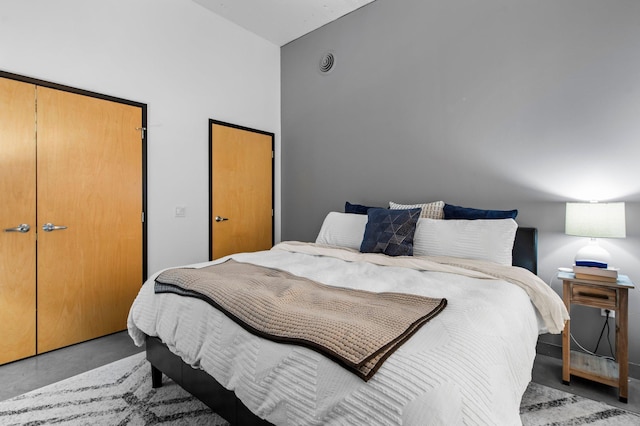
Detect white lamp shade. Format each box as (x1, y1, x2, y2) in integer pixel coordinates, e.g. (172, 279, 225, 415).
(565, 202, 626, 238)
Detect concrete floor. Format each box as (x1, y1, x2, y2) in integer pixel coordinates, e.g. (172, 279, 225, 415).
(1, 332, 640, 416)
(0, 331, 143, 401)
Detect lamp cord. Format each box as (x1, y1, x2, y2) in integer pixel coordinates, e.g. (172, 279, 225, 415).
(593, 310, 616, 361)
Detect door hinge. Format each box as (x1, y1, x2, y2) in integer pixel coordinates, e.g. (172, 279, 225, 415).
(136, 127, 146, 139)
(141, 211, 145, 223)
(272, 151, 274, 159)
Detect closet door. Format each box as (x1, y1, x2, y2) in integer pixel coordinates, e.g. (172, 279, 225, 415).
(0, 78, 37, 365)
(36, 87, 143, 353)
(210, 121, 273, 259)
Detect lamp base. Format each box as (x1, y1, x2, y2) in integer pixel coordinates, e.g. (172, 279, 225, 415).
(574, 239, 611, 269)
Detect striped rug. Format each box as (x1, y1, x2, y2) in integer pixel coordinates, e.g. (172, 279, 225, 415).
(520, 382, 640, 425)
(1, 352, 639, 425)
(0, 352, 223, 425)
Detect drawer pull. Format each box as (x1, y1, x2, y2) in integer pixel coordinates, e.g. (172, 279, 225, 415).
(577, 291, 609, 299)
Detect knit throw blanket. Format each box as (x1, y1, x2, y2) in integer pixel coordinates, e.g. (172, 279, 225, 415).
(154, 259, 446, 380)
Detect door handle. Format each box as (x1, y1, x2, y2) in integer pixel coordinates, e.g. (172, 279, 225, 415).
(42, 223, 68, 232)
(215, 216, 229, 222)
(4, 223, 31, 233)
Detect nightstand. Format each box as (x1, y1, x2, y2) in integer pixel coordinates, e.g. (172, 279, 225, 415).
(558, 271, 635, 402)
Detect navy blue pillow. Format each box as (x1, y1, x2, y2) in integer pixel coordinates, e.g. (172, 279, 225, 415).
(359, 208, 421, 256)
(345, 201, 379, 215)
(443, 203, 518, 220)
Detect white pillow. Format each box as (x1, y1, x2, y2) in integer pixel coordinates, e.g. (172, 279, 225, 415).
(413, 218, 518, 265)
(315, 212, 367, 249)
(389, 201, 445, 219)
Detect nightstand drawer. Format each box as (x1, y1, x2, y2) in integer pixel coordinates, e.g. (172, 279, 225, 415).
(571, 284, 617, 309)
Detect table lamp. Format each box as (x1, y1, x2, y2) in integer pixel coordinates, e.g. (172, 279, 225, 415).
(565, 202, 626, 268)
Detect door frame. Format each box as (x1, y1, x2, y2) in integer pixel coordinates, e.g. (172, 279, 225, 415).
(208, 119, 275, 260)
(0, 70, 148, 280)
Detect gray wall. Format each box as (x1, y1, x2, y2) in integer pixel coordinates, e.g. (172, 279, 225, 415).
(281, 0, 640, 370)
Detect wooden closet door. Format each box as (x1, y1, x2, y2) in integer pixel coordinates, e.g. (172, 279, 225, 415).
(0, 78, 37, 364)
(210, 121, 273, 259)
(36, 87, 143, 353)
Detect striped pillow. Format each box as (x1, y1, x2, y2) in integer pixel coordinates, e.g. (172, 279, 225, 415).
(315, 212, 368, 249)
(389, 201, 445, 219)
(413, 218, 518, 265)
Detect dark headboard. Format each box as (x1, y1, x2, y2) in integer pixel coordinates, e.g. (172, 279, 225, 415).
(512, 227, 538, 275)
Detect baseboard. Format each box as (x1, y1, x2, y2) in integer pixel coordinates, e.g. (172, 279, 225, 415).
(536, 340, 640, 379)
(536, 340, 562, 359)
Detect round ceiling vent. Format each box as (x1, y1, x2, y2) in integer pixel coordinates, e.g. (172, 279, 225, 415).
(319, 51, 335, 74)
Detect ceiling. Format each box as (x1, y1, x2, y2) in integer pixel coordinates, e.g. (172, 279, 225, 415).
(192, 0, 376, 46)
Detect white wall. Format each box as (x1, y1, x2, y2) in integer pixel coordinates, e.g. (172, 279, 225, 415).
(0, 0, 281, 275)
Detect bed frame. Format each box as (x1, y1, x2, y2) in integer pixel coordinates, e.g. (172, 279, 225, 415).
(146, 228, 538, 425)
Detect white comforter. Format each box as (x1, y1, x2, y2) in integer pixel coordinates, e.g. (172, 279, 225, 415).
(128, 243, 565, 426)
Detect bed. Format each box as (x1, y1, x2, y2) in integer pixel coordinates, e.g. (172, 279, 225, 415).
(128, 210, 568, 425)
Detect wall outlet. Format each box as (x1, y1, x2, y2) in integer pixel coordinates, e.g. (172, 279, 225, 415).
(601, 308, 615, 318)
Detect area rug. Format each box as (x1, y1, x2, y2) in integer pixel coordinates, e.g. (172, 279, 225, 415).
(520, 382, 640, 425)
(0, 352, 224, 425)
(1, 352, 639, 425)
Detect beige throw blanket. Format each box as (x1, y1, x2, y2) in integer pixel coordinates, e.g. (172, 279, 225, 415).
(155, 259, 446, 380)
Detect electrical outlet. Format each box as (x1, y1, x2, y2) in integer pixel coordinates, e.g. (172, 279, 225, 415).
(175, 206, 186, 218)
(601, 308, 615, 318)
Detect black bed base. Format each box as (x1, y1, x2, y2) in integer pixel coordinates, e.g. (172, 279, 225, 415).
(146, 336, 272, 425)
(146, 227, 538, 425)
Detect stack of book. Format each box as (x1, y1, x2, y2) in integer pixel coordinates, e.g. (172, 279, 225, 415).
(573, 265, 619, 283)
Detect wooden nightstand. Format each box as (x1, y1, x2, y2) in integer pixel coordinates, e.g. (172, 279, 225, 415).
(558, 271, 635, 402)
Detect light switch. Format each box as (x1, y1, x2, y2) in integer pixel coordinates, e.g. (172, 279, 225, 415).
(175, 206, 186, 217)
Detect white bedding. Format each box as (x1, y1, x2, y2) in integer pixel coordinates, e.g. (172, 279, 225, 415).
(128, 242, 565, 425)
